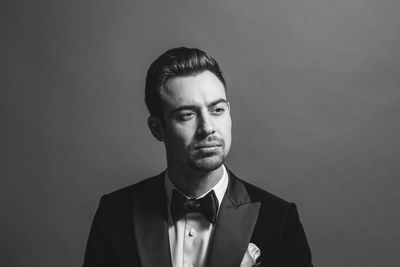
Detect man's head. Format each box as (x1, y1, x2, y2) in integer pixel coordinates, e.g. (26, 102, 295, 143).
(145, 47, 226, 120)
(145, 47, 232, 172)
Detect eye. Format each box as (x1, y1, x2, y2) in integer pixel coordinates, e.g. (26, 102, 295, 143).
(211, 106, 225, 115)
(177, 112, 196, 121)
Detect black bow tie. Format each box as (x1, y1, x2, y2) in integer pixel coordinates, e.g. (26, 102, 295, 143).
(170, 189, 219, 224)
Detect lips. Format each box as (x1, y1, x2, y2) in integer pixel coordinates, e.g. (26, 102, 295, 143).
(194, 141, 222, 149)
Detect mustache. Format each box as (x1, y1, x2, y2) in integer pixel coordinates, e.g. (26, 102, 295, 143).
(193, 136, 224, 149)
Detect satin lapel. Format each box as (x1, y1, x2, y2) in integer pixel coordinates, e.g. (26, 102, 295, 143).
(132, 173, 172, 267)
(207, 172, 260, 267)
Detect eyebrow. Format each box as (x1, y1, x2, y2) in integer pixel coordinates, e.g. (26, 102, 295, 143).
(171, 98, 228, 114)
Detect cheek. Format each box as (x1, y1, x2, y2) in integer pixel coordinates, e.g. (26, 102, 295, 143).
(221, 116, 232, 137)
(166, 126, 196, 147)
(223, 120, 232, 151)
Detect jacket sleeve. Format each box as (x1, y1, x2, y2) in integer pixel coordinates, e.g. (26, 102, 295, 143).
(83, 195, 114, 267)
(276, 203, 313, 267)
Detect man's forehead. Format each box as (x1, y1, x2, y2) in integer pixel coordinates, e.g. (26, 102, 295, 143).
(161, 71, 227, 104)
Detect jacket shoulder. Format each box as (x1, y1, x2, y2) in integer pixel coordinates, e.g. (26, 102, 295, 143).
(229, 170, 291, 209)
(103, 172, 165, 204)
(242, 179, 290, 206)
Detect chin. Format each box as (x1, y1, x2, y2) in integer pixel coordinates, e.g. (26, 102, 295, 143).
(189, 155, 225, 172)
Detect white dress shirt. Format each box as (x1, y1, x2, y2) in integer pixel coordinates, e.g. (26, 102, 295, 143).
(164, 165, 229, 267)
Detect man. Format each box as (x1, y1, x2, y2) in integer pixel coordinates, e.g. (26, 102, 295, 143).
(83, 47, 313, 267)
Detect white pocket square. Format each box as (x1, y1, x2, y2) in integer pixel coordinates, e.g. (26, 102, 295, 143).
(240, 243, 261, 267)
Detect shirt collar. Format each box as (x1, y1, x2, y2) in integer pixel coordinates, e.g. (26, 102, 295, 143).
(164, 165, 229, 224)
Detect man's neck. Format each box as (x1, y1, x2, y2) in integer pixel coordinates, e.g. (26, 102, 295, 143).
(167, 165, 224, 198)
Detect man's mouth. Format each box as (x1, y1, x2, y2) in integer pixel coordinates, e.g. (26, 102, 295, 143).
(194, 142, 222, 149)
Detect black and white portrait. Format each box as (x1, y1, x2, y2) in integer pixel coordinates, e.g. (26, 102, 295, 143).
(1, 1, 399, 266)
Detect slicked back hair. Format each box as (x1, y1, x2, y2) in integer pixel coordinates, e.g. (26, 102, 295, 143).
(145, 47, 226, 120)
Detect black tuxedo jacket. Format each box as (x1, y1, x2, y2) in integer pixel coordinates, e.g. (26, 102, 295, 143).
(83, 170, 312, 267)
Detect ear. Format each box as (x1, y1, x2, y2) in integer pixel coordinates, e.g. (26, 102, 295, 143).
(147, 116, 165, 142)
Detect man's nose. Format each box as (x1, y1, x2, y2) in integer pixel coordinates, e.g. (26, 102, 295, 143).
(197, 114, 215, 137)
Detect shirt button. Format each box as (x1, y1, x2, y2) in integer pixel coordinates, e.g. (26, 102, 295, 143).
(188, 229, 196, 237)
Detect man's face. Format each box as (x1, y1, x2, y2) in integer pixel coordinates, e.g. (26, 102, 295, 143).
(159, 70, 232, 172)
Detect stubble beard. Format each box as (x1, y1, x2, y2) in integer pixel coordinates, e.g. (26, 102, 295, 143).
(188, 142, 227, 172)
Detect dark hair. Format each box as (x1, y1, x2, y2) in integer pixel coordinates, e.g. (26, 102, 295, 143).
(145, 47, 226, 119)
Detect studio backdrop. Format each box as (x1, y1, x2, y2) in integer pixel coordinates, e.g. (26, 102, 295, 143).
(1, 0, 400, 266)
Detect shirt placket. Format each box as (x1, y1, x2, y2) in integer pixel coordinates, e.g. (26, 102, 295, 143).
(183, 214, 200, 267)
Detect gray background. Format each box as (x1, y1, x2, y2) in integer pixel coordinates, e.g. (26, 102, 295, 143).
(1, 0, 399, 266)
